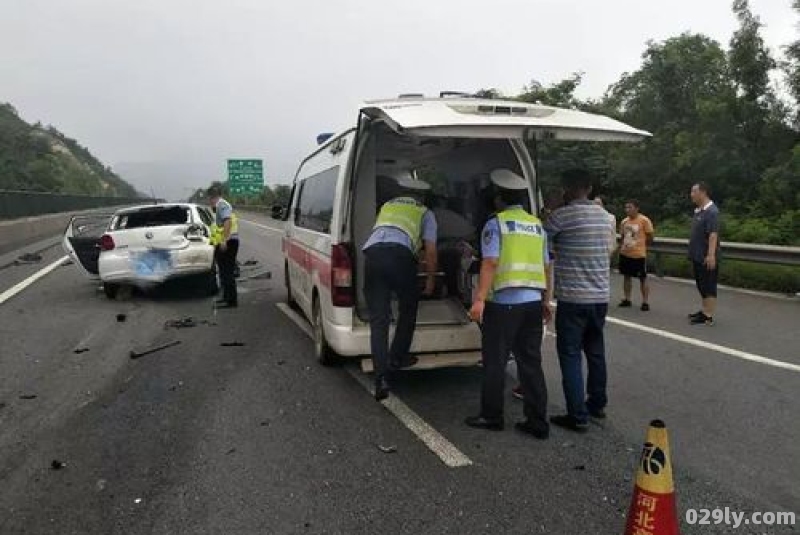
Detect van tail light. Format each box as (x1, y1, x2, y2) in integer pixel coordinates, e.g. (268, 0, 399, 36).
(331, 243, 354, 307)
(99, 234, 115, 251)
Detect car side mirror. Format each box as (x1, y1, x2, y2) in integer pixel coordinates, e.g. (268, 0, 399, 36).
(270, 205, 285, 220)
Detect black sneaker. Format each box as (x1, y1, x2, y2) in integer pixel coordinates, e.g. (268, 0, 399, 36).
(549, 414, 589, 433)
(465, 416, 504, 431)
(514, 421, 550, 440)
(618, 299, 632, 308)
(688, 310, 703, 319)
(689, 313, 714, 326)
(641, 303, 650, 312)
(588, 407, 606, 419)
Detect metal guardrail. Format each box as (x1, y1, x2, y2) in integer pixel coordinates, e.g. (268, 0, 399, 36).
(649, 237, 800, 270)
(0, 189, 147, 220)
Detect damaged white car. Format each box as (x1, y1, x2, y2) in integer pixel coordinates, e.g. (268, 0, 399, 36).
(63, 203, 218, 298)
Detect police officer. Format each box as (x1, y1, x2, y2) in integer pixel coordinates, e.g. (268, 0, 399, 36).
(207, 185, 240, 308)
(363, 171, 438, 401)
(466, 169, 552, 439)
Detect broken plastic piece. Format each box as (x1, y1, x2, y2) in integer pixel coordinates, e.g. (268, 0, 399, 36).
(129, 340, 181, 359)
(220, 342, 245, 347)
(19, 394, 37, 400)
(74, 348, 90, 354)
(51, 460, 66, 470)
(377, 445, 398, 454)
(116, 314, 127, 322)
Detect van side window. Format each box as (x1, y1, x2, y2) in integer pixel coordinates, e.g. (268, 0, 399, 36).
(295, 167, 339, 234)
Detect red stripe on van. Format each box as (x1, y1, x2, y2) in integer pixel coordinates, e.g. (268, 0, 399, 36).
(285, 239, 331, 289)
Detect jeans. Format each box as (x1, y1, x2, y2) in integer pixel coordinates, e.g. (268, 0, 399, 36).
(364, 244, 419, 378)
(215, 239, 239, 305)
(555, 302, 608, 423)
(480, 301, 547, 427)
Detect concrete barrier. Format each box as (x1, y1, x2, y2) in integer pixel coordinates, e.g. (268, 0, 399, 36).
(0, 207, 128, 256)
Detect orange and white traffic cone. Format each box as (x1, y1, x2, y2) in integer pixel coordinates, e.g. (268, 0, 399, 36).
(624, 419, 681, 535)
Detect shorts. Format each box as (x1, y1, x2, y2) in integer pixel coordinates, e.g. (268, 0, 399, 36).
(619, 255, 647, 279)
(693, 261, 718, 298)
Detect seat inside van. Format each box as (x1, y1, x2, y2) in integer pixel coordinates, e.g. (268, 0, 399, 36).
(351, 121, 533, 325)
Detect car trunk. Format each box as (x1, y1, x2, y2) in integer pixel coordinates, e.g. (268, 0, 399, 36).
(109, 206, 196, 252)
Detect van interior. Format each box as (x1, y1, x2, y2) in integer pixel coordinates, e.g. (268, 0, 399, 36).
(350, 120, 534, 326)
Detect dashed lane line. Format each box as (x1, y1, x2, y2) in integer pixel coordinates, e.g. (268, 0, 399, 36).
(0, 255, 69, 306)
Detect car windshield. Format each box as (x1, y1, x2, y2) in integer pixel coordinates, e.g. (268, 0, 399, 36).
(112, 206, 190, 230)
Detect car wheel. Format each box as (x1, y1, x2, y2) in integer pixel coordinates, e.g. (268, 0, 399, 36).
(313, 296, 337, 366)
(103, 283, 120, 300)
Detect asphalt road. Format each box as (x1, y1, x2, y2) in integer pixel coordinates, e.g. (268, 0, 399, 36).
(0, 212, 798, 535)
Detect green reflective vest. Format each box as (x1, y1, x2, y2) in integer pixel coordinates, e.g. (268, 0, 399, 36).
(494, 208, 547, 292)
(374, 197, 427, 252)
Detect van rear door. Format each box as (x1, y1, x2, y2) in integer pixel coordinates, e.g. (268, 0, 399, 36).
(361, 99, 651, 142)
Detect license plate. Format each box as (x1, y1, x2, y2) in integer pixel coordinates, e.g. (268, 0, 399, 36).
(132, 249, 174, 277)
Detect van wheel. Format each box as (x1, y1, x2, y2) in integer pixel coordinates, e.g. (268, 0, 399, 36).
(285, 263, 297, 307)
(103, 283, 120, 300)
(313, 296, 337, 366)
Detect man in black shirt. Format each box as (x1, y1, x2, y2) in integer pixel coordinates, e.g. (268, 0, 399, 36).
(688, 182, 720, 325)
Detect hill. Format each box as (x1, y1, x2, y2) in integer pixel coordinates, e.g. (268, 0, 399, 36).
(0, 103, 139, 197)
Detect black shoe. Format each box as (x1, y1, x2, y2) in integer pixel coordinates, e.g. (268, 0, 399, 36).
(465, 416, 504, 431)
(588, 407, 606, 419)
(641, 303, 650, 312)
(689, 313, 713, 325)
(514, 421, 550, 440)
(374, 377, 390, 401)
(688, 310, 703, 319)
(390, 355, 419, 370)
(215, 299, 228, 306)
(216, 301, 238, 309)
(618, 299, 632, 308)
(549, 414, 589, 433)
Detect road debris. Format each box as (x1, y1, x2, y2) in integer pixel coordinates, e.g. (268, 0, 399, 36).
(19, 394, 37, 400)
(226, 448, 237, 455)
(116, 314, 127, 323)
(377, 444, 398, 454)
(164, 317, 214, 330)
(96, 479, 107, 491)
(0, 402, 6, 410)
(50, 460, 66, 470)
(129, 340, 181, 360)
(17, 253, 43, 264)
(134, 498, 142, 504)
(573, 465, 586, 471)
(220, 341, 245, 347)
(260, 419, 270, 427)
(277, 359, 286, 366)
(73, 348, 90, 354)
(248, 271, 272, 280)
(243, 259, 259, 266)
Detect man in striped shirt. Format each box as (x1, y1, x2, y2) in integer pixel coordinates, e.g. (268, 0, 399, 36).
(544, 168, 614, 433)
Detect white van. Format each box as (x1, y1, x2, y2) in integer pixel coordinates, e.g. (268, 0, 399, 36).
(277, 95, 650, 366)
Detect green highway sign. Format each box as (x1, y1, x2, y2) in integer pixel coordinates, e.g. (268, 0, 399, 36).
(227, 159, 264, 196)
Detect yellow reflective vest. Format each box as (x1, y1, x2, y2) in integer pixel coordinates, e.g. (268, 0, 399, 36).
(493, 208, 547, 292)
(374, 197, 427, 253)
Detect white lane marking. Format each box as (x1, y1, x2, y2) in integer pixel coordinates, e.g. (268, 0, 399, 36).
(345, 367, 473, 468)
(0, 255, 69, 305)
(275, 302, 473, 468)
(239, 219, 283, 234)
(606, 315, 800, 373)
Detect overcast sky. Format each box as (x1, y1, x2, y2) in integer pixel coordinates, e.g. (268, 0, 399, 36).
(1, 0, 797, 199)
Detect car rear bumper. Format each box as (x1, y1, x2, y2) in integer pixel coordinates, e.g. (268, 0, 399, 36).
(99, 246, 215, 284)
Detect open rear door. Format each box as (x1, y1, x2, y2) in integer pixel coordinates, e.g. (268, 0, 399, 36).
(361, 98, 652, 142)
(62, 213, 115, 276)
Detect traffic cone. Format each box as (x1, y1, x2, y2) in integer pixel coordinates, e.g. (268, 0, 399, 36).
(623, 419, 681, 535)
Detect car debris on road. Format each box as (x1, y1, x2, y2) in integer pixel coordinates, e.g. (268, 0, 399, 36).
(129, 340, 181, 360)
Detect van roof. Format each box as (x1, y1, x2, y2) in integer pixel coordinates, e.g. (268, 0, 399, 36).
(361, 97, 651, 142)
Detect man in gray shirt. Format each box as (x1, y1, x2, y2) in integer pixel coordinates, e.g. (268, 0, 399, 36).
(688, 182, 720, 325)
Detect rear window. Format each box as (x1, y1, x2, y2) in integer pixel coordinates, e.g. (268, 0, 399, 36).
(112, 206, 190, 230)
(197, 207, 214, 226)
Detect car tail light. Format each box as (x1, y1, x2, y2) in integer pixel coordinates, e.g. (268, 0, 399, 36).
(331, 243, 354, 307)
(185, 224, 206, 241)
(100, 234, 115, 251)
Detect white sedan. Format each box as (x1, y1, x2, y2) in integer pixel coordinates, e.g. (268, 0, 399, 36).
(63, 203, 218, 299)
